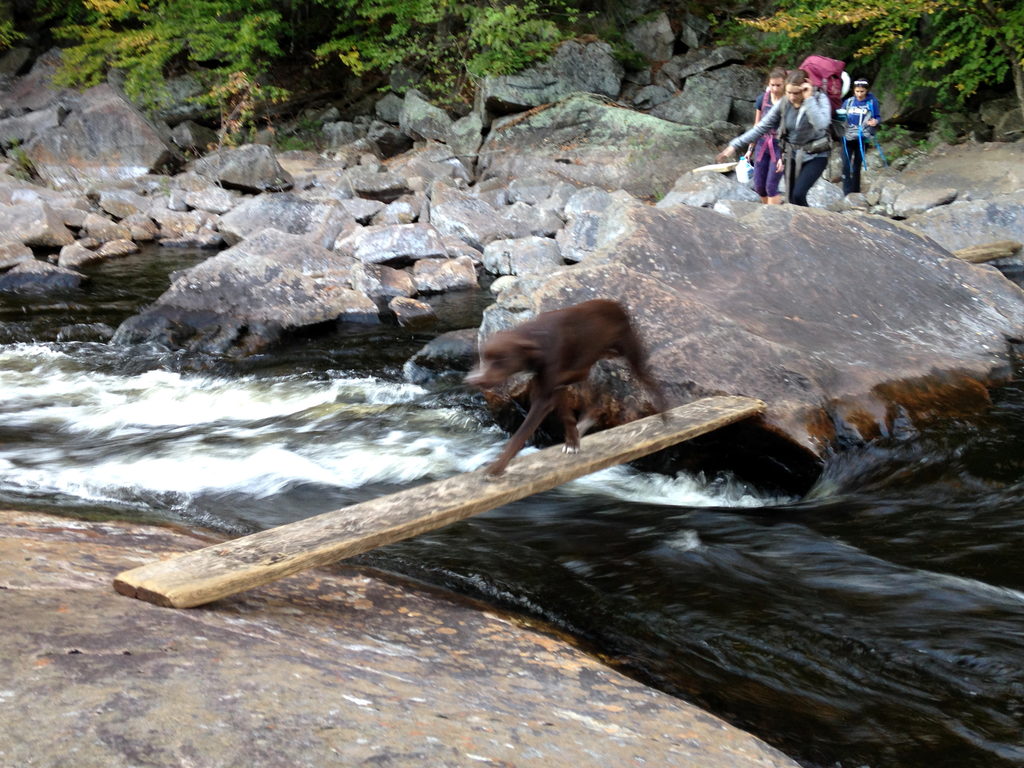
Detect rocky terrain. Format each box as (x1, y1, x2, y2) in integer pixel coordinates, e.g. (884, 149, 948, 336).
(2, 30, 1024, 767)
(0, 509, 800, 768)
(3, 40, 1024, 487)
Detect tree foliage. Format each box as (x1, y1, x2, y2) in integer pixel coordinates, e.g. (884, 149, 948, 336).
(742, 0, 1024, 114)
(2, 0, 584, 115)
(49, 0, 285, 106)
(0, 19, 20, 49)
(312, 0, 580, 104)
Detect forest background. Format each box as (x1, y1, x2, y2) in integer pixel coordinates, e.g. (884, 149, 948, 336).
(0, 0, 1021, 141)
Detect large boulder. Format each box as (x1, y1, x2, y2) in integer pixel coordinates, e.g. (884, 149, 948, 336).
(0, 48, 76, 113)
(217, 192, 355, 248)
(0, 106, 64, 148)
(334, 222, 449, 265)
(477, 93, 717, 199)
(399, 89, 454, 143)
(385, 142, 473, 187)
(0, 200, 75, 246)
(113, 228, 370, 355)
(479, 40, 624, 114)
(192, 144, 293, 193)
(411, 254, 479, 293)
(557, 187, 643, 263)
(0, 510, 799, 768)
(482, 235, 564, 276)
(657, 47, 745, 90)
(905, 195, 1024, 252)
(24, 84, 180, 188)
(0, 259, 84, 293)
(0, 241, 33, 270)
(480, 203, 1024, 488)
(896, 142, 1024, 200)
(624, 12, 675, 63)
(403, 327, 479, 384)
(651, 65, 762, 127)
(657, 170, 761, 208)
(880, 143, 1024, 249)
(428, 187, 515, 249)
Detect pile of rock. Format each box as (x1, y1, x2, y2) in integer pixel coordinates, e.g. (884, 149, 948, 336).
(2, 40, 1024, 484)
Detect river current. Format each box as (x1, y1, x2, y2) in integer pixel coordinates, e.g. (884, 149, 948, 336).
(1, 246, 1022, 768)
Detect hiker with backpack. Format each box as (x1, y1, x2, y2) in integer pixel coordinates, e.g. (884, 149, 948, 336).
(746, 67, 787, 204)
(839, 78, 882, 195)
(716, 69, 833, 207)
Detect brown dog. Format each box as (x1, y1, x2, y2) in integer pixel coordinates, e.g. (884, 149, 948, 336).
(466, 299, 667, 476)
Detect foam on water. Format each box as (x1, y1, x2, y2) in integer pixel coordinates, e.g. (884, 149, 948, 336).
(565, 464, 786, 507)
(0, 342, 779, 516)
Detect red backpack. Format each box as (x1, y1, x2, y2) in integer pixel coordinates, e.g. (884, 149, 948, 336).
(798, 55, 847, 113)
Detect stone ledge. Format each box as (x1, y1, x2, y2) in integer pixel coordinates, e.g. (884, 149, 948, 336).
(0, 510, 798, 768)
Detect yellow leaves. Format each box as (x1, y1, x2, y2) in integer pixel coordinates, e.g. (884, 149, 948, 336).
(745, 0, 955, 36)
(741, 15, 808, 34)
(338, 48, 366, 74)
(117, 30, 157, 49)
(85, 0, 122, 11)
(85, 0, 148, 14)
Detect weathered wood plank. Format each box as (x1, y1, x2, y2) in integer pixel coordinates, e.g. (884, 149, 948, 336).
(114, 396, 764, 608)
(952, 240, 1022, 264)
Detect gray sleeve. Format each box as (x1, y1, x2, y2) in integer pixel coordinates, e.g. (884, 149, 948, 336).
(730, 99, 783, 148)
(805, 91, 832, 130)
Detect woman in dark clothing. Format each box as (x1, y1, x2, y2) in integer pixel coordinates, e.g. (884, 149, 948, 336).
(716, 69, 832, 207)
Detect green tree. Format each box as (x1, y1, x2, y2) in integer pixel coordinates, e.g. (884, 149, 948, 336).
(0, 20, 19, 49)
(51, 0, 285, 107)
(744, 0, 1024, 116)
(312, 0, 580, 104)
(23, 0, 584, 123)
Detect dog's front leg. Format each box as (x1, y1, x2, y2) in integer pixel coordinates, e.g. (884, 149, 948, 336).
(485, 390, 554, 476)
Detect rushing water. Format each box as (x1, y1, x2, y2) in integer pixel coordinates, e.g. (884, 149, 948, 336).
(2, 247, 1023, 768)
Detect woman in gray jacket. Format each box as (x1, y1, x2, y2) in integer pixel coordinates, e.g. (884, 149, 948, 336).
(717, 69, 832, 206)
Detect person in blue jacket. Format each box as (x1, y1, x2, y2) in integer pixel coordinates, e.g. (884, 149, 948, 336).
(840, 78, 882, 195)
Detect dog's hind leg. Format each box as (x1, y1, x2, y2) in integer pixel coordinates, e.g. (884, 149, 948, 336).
(559, 388, 582, 454)
(571, 382, 601, 444)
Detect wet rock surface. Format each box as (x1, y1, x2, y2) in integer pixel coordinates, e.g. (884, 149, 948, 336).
(0, 510, 798, 768)
(476, 203, 1024, 487)
(1, 41, 1023, 483)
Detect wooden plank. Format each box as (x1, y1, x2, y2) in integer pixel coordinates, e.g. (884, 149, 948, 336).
(114, 396, 764, 608)
(952, 240, 1022, 264)
(691, 161, 738, 174)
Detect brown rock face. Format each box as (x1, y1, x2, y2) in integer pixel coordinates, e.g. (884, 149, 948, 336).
(481, 204, 1024, 488)
(25, 84, 181, 188)
(0, 511, 799, 768)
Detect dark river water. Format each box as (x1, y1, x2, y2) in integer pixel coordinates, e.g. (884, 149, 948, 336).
(1, 246, 1022, 768)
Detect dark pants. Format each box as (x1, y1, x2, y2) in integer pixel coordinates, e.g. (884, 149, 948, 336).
(842, 138, 865, 195)
(752, 146, 782, 199)
(785, 155, 829, 207)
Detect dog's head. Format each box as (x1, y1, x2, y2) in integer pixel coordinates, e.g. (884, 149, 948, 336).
(465, 331, 542, 389)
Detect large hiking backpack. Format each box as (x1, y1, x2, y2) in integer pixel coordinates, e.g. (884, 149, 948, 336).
(799, 55, 848, 112)
(799, 55, 850, 138)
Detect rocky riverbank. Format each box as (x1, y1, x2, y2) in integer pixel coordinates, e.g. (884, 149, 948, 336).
(2, 48, 1024, 484)
(2, 36, 1024, 766)
(0, 509, 799, 768)
(6, 137, 1024, 484)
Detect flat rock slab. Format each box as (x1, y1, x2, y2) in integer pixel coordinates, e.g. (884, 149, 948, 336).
(0, 510, 798, 768)
(898, 142, 1024, 200)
